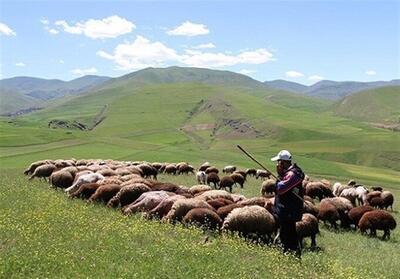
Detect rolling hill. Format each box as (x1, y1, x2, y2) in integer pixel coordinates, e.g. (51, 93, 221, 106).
(265, 79, 400, 100)
(1, 67, 399, 184)
(334, 86, 400, 126)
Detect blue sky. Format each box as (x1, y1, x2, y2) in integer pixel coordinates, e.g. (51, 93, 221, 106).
(0, 0, 399, 84)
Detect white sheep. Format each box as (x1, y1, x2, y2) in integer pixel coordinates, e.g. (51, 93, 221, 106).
(196, 171, 207, 184)
(65, 173, 105, 194)
(222, 165, 236, 174)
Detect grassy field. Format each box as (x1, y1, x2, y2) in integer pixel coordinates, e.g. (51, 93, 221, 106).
(1, 70, 399, 278)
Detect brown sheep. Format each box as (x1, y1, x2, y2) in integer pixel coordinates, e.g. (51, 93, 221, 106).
(217, 203, 244, 220)
(369, 197, 384, 209)
(230, 173, 245, 189)
(317, 201, 340, 229)
(182, 208, 223, 230)
(347, 206, 374, 228)
(246, 168, 257, 177)
(205, 166, 219, 174)
(296, 213, 319, 249)
(318, 197, 353, 228)
(29, 164, 56, 181)
(24, 160, 53, 175)
(145, 195, 187, 219)
(255, 169, 270, 180)
(196, 190, 233, 202)
(261, 179, 276, 197)
(69, 183, 101, 199)
(189, 184, 212, 196)
(219, 176, 235, 193)
(177, 164, 195, 175)
(380, 191, 394, 210)
(107, 183, 151, 208)
(233, 170, 247, 181)
(238, 197, 269, 208)
(366, 191, 382, 203)
(138, 164, 158, 180)
(199, 162, 211, 172)
(164, 198, 214, 223)
(371, 186, 383, 192)
(49, 169, 74, 189)
(303, 200, 319, 217)
(306, 182, 332, 201)
(164, 164, 177, 175)
(97, 168, 117, 177)
(207, 198, 234, 210)
(358, 210, 397, 240)
(89, 184, 123, 203)
(149, 182, 181, 193)
(206, 173, 220, 188)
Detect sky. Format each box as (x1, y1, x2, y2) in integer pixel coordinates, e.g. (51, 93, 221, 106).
(0, 0, 399, 84)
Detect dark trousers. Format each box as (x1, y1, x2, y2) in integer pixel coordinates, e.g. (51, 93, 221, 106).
(279, 219, 300, 256)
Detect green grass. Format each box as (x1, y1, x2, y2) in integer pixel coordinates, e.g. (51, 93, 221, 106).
(1, 71, 400, 277)
(0, 170, 399, 278)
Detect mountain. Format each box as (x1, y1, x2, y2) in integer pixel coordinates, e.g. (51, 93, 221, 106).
(264, 79, 400, 100)
(333, 86, 400, 126)
(0, 75, 111, 101)
(264, 80, 308, 93)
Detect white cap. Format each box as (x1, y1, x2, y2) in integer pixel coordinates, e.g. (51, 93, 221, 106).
(271, 150, 292, 161)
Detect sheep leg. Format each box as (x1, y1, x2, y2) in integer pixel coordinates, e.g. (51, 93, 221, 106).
(382, 230, 390, 240)
(310, 234, 317, 249)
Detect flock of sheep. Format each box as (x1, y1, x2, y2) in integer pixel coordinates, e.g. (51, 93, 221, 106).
(25, 158, 397, 250)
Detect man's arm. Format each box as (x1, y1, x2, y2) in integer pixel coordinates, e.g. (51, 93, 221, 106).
(276, 171, 302, 195)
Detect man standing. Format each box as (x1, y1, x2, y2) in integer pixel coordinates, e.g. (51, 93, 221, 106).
(271, 150, 304, 256)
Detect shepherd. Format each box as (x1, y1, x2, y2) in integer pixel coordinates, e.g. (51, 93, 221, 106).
(271, 150, 304, 257)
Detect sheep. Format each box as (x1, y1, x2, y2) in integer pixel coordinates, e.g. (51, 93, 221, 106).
(206, 173, 220, 188)
(234, 170, 247, 181)
(318, 197, 353, 228)
(182, 208, 223, 230)
(246, 168, 257, 177)
(230, 173, 245, 189)
(196, 171, 207, 185)
(366, 191, 382, 204)
(206, 198, 234, 210)
(122, 191, 173, 215)
(97, 168, 116, 177)
(347, 206, 374, 228)
(333, 182, 349, 197)
(65, 173, 105, 194)
(231, 194, 246, 203)
(138, 164, 158, 180)
(177, 164, 195, 175)
(189, 184, 212, 196)
(296, 213, 319, 249)
(261, 179, 276, 197)
(222, 205, 276, 242)
(49, 169, 74, 189)
(306, 182, 333, 201)
(61, 166, 79, 176)
(164, 198, 214, 223)
(29, 164, 56, 181)
(255, 169, 270, 180)
(164, 164, 177, 175)
(358, 210, 397, 240)
(219, 176, 235, 193)
(238, 197, 269, 208)
(381, 191, 394, 210)
(97, 176, 123, 185)
(205, 166, 219, 174)
(303, 200, 319, 217)
(340, 187, 358, 205)
(24, 160, 53, 175)
(355, 186, 369, 206)
(145, 195, 187, 219)
(196, 190, 233, 202)
(69, 183, 101, 199)
(217, 203, 245, 220)
(107, 183, 151, 208)
(125, 166, 143, 176)
(88, 184, 123, 203)
(199, 162, 211, 171)
(369, 197, 384, 209)
(371, 186, 383, 192)
(149, 182, 181, 193)
(223, 165, 237, 174)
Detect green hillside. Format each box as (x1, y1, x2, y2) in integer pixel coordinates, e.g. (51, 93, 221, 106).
(0, 89, 41, 115)
(0, 67, 399, 184)
(334, 86, 400, 124)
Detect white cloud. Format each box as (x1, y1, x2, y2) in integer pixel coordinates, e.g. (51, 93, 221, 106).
(285, 71, 304, 78)
(54, 15, 135, 39)
(40, 19, 49, 25)
(16, 62, 26, 67)
(59, 60, 65, 64)
(98, 36, 273, 70)
(238, 69, 256, 75)
(97, 36, 180, 70)
(308, 75, 324, 81)
(0, 22, 16, 36)
(192, 43, 216, 49)
(48, 28, 59, 34)
(71, 67, 98, 76)
(182, 48, 273, 68)
(365, 70, 377, 76)
(167, 21, 209, 37)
